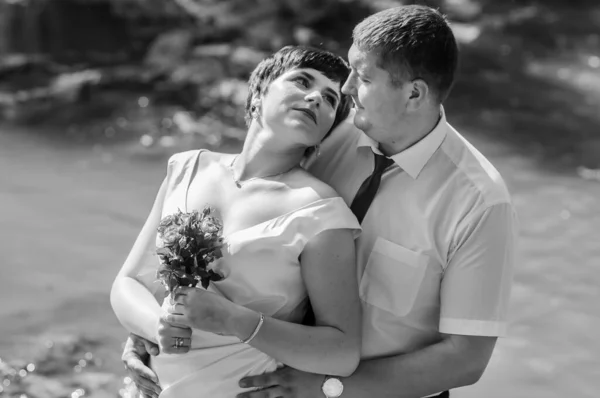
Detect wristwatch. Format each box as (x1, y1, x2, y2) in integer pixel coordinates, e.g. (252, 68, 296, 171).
(322, 376, 344, 397)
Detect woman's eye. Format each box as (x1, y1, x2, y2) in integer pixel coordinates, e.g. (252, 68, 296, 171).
(295, 77, 309, 87)
(326, 95, 337, 107)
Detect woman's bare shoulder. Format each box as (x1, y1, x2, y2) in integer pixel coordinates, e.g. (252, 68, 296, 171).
(287, 168, 341, 202)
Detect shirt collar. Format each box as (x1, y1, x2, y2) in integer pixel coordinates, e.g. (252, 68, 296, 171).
(357, 106, 448, 179)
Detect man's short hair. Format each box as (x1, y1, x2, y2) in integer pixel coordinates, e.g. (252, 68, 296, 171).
(353, 5, 459, 103)
(245, 46, 352, 135)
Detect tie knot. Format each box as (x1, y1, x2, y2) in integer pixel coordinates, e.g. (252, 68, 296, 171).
(374, 153, 393, 173)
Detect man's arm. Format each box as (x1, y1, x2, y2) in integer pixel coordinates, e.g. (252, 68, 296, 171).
(339, 334, 496, 398)
(238, 333, 496, 398)
(239, 202, 516, 398)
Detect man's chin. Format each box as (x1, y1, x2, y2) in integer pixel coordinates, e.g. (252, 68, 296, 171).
(352, 111, 370, 132)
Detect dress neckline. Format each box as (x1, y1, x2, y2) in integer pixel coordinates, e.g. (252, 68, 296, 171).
(223, 197, 344, 241)
(183, 150, 345, 242)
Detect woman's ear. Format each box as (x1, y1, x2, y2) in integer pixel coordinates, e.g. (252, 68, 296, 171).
(250, 97, 262, 119)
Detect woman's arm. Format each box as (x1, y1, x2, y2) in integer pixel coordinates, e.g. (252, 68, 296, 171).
(168, 228, 362, 376)
(248, 227, 361, 376)
(110, 178, 168, 343)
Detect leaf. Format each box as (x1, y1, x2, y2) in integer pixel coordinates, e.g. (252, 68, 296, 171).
(201, 278, 210, 289)
(208, 270, 224, 281)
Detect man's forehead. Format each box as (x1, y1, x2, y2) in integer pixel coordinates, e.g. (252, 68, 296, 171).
(348, 45, 372, 69)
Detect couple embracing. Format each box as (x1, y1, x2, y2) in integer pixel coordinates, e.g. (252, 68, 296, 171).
(111, 5, 517, 398)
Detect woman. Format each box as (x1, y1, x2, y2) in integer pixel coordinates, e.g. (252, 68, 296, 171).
(111, 46, 361, 398)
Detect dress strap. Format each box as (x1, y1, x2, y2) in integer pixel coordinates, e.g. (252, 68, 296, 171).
(183, 149, 205, 212)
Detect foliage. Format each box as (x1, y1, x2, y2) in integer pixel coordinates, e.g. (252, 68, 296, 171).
(156, 208, 224, 292)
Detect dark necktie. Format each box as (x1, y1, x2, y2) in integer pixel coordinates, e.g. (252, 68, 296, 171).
(350, 152, 394, 224)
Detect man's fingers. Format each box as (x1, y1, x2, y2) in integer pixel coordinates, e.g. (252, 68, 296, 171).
(141, 338, 160, 356)
(137, 383, 161, 398)
(237, 386, 290, 398)
(126, 357, 160, 384)
(128, 364, 162, 398)
(239, 373, 279, 388)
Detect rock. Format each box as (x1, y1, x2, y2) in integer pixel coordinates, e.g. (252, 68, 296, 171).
(443, 0, 483, 21)
(21, 374, 72, 398)
(244, 18, 292, 51)
(229, 46, 267, 77)
(50, 69, 102, 103)
(169, 57, 228, 85)
(281, 0, 336, 24)
(192, 43, 234, 58)
(144, 29, 194, 73)
(209, 79, 249, 107)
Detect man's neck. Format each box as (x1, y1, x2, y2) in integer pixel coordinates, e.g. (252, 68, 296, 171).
(378, 110, 441, 157)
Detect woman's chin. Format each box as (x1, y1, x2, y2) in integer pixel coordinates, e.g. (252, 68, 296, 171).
(285, 119, 323, 139)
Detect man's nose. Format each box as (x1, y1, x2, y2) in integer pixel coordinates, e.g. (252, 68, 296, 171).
(341, 77, 354, 96)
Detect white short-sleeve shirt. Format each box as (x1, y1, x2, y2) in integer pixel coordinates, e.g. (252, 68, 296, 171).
(308, 108, 518, 360)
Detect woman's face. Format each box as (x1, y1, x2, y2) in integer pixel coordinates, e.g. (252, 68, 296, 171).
(258, 68, 342, 148)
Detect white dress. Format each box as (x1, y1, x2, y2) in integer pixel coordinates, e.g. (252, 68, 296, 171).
(135, 150, 360, 398)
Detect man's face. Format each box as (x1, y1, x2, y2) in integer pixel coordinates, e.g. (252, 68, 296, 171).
(342, 45, 412, 145)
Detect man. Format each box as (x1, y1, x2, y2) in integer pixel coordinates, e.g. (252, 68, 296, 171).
(123, 5, 517, 398)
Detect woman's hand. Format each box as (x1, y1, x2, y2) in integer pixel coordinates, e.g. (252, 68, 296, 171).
(157, 306, 193, 354)
(165, 286, 257, 339)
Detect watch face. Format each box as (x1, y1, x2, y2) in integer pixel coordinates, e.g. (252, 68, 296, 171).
(322, 377, 344, 397)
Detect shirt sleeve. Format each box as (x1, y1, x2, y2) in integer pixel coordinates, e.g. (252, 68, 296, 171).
(439, 202, 518, 337)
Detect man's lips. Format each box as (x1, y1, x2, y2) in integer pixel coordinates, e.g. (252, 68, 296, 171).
(293, 108, 317, 124)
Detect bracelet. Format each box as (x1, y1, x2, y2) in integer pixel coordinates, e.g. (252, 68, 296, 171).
(241, 312, 265, 344)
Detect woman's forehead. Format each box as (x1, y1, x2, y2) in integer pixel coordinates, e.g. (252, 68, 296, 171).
(279, 67, 341, 88)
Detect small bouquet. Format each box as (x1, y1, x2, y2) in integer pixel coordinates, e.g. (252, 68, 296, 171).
(156, 208, 224, 293)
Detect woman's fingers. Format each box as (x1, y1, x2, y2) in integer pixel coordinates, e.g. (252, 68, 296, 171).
(160, 336, 192, 354)
(163, 313, 188, 326)
(166, 301, 184, 314)
(172, 286, 192, 303)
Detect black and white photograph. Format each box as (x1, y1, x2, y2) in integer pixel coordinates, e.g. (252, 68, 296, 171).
(0, 1, 598, 397)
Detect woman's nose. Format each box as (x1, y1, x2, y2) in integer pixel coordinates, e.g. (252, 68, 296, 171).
(305, 91, 322, 106)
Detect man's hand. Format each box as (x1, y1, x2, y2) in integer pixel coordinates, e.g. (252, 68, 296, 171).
(122, 334, 162, 398)
(237, 367, 324, 398)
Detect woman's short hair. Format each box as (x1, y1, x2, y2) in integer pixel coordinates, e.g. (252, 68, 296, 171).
(245, 46, 352, 136)
(352, 5, 459, 103)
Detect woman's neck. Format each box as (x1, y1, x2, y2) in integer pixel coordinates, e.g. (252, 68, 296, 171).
(232, 125, 306, 182)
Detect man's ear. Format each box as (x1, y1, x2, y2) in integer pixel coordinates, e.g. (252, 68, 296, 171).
(407, 79, 429, 110)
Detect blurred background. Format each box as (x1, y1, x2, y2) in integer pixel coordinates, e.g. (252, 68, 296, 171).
(0, 0, 599, 397)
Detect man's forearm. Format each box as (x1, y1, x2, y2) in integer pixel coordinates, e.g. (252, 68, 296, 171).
(340, 335, 495, 398)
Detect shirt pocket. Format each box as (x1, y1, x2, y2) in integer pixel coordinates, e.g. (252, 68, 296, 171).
(359, 237, 429, 317)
